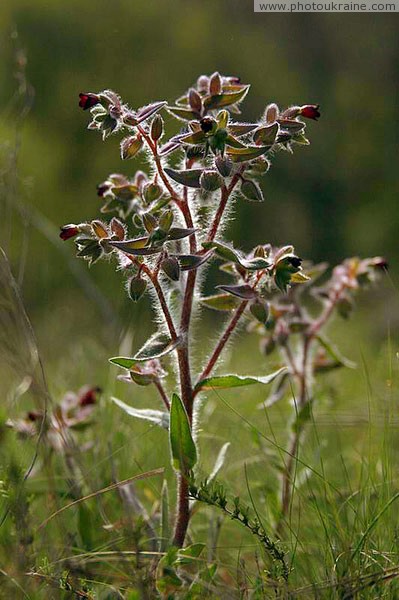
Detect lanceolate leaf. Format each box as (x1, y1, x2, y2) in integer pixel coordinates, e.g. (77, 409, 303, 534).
(136, 101, 167, 123)
(203, 86, 250, 111)
(226, 145, 271, 163)
(160, 480, 170, 552)
(112, 397, 169, 429)
(173, 250, 214, 271)
(217, 284, 257, 300)
(195, 367, 287, 392)
(167, 227, 196, 241)
(109, 239, 162, 255)
(315, 334, 357, 369)
(203, 240, 271, 271)
(178, 130, 207, 145)
(169, 393, 197, 472)
(228, 123, 258, 136)
(200, 293, 239, 311)
(253, 122, 279, 145)
(164, 168, 203, 188)
(167, 106, 201, 121)
(134, 332, 181, 361)
(109, 356, 137, 370)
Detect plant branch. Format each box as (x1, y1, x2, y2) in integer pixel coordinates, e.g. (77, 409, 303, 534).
(154, 379, 170, 411)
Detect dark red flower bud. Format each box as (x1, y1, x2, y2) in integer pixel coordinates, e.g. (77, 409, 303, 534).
(79, 93, 101, 110)
(79, 386, 101, 407)
(300, 105, 320, 120)
(60, 224, 79, 241)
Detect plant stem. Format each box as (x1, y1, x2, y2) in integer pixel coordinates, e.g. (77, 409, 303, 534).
(154, 380, 170, 411)
(194, 300, 248, 395)
(172, 474, 190, 547)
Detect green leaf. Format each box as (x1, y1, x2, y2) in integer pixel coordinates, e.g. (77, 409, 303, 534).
(228, 122, 258, 136)
(78, 504, 93, 550)
(136, 101, 167, 123)
(167, 227, 196, 241)
(109, 239, 162, 256)
(134, 332, 181, 361)
(203, 240, 270, 271)
(112, 397, 169, 429)
(164, 168, 203, 188)
(178, 130, 207, 145)
(226, 145, 271, 163)
(241, 180, 264, 202)
(109, 356, 137, 370)
(225, 134, 246, 149)
(217, 284, 257, 300)
(160, 480, 170, 552)
(253, 122, 279, 145)
(315, 335, 357, 369)
(169, 393, 197, 472)
(278, 118, 305, 133)
(200, 293, 239, 311)
(203, 85, 250, 111)
(195, 367, 287, 392)
(176, 543, 206, 565)
(173, 250, 213, 271)
(167, 106, 201, 121)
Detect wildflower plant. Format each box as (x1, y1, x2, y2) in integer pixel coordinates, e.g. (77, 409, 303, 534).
(61, 72, 384, 569)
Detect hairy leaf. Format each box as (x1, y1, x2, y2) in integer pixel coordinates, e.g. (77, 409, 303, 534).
(112, 397, 169, 429)
(253, 122, 279, 145)
(134, 333, 180, 361)
(167, 106, 201, 121)
(173, 250, 214, 271)
(109, 356, 137, 370)
(136, 101, 167, 123)
(217, 284, 257, 300)
(203, 86, 250, 111)
(169, 393, 197, 472)
(200, 293, 239, 311)
(195, 368, 287, 391)
(164, 167, 204, 188)
(226, 145, 271, 163)
(167, 227, 196, 241)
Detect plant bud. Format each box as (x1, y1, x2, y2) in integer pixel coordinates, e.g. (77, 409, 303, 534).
(91, 220, 109, 239)
(200, 170, 223, 192)
(197, 75, 209, 92)
(217, 110, 229, 129)
(215, 155, 233, 177)
(299, 104, 320, 120)
(60, 224, 79, 241)
(188, 88, 202, 113)
(254, 245, 266, 258)
(151, 114, 164, 142)
(128, 275, 147, 302)
(161, 256, 181, 281)
(78, 92, 101, 110)
(120, 134, 143, 160)
(142, 212, 157, 233)
(241, 179, 264, 202)
(265, 103, 279, 123)
(250, 299, 269, 324)
(159, 209, 174, 232)
(143, 182, 163, 203)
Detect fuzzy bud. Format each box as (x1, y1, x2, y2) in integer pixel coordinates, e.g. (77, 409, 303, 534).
(200, 170, 223, 192)
(161, 256, 181, 281)
(79, 92, 101, 110)
(128, 275, 147, 302)
(250, 299, 269, 324)
(60, 224, 79, 241)
(215, 155, 233, 177)
(120, 134, 143, 160)
(265, 103, 279, 123)
(151, 114, 164, 142)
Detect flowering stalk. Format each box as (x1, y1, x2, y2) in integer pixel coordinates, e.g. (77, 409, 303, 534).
(61, 74, 324, 557)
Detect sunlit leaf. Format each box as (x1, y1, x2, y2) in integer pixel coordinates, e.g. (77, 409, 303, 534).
(167, 106, 201, 121)
(169, 393, 197, 472)
(217, 284, 257, 300)
(112, 397, 169, 429)
(203, 85, 250, 111)
(136, 101, 167, 123)
(134, 333, 181, 361)
(226, 145, 271, 163)
(200, 293, 239, 311)
(195, 367, 287, 392)
(253, 122, 279, 145)
(164, 168, 203, 188)
(109, 356, 136, 370)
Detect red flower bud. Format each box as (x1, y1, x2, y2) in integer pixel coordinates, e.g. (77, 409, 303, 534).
(300, 105, 320, 120)
(79, 92, 101, 110)
(60, 224, 79, 241)
(79, 386, 101, 407)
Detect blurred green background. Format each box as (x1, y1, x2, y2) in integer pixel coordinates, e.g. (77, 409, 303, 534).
(0, 1, 397, 365)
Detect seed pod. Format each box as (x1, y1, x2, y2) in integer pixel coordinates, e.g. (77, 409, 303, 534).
(250, 299, 269, 324)
(159, 209, 174, 232)
(151, 114, 164, 142)
(215, 155, 233, 177)
(161, 256, 181, 281)
(200, 169, 223, 192)
(128, 275, 147, 302)
(120, 134, 143, 160)
(142, 212, 157, 233)
(241, 179, 264, 202)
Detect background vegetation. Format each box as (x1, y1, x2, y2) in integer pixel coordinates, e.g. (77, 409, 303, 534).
(0, 1, 398, 597)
